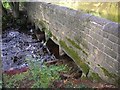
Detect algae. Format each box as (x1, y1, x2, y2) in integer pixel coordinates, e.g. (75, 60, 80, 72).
(59, 40, 90, 76)
(66, 37, 88, 56)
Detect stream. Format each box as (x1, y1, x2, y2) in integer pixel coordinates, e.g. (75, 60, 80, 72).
(2, 27, 56, 74)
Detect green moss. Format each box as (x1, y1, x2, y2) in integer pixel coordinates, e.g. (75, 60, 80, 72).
(66, 37, 81, 49)
(66, 37, 88, 56)
(46, 30, 52, 37)
(89, 72, 102, 82)
(59, 40, 90, 75)
(100, 67, 117, 78)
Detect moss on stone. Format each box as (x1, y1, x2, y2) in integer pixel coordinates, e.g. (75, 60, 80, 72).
(66, 37, 88, 56)
(59, 40, 90, 75)
(89, 72, 102, 82)
(100, 66, 117, 79)
(66, 37, 81, 49)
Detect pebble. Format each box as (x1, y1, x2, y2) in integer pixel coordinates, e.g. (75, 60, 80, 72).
(2, 29, 56, 74)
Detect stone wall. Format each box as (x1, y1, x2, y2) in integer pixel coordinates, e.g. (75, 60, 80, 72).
(25, 2, 120, 85)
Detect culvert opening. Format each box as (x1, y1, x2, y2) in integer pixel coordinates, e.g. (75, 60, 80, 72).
(46, 39, 59, 58)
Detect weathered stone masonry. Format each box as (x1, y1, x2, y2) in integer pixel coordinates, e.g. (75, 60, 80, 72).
(25, 2, 120, 85)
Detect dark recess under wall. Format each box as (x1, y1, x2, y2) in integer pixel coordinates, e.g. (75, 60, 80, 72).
(46, 39, 59, 58)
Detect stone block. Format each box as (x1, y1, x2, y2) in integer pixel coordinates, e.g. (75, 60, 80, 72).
(94, 28, 103, 36)
(89, 30, 103, 43)
(97, 41, 105, 51)
(81, 38, 90, 51)
(103, 31, 109, 39)
(95, 50, 106, 63)
(87, 42, 94, 54)
(76, 12, 92, 24)
(88, 15, 109, 26)
(83, 27, 90, 35)
(91, 38, 98, 48)
(104, 46, 117, 59)
(108, 34, 118, 44)
(112, 43, 118, 53)
(103, 38, 114, 50)
(118, 45, 120, 54)
(101, 61, 114, 74)
(103, 22, 119, 37)
(86, 34, 93, 42)
(105, 55, 119, 70)
(117, 54, 120, 62)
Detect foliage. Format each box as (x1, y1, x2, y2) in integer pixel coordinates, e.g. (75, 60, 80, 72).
(2, 0, 11, 10)
(54, 2, 119, 23)
(3, 71, 29, 88)
(3, 56, 69, 88)
(26, 58, 68, 88)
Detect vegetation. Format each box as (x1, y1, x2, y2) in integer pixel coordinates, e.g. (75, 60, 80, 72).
(2, 1, 117, 89)
(66, 37, 88, 56)
(3, 57, 69, 88)
(54, 2, 120, 23)
(59, 40, 90, 76)
(3, 56, 91, 88)
(2, 0, 19, 18)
